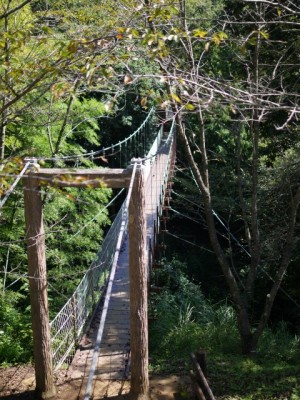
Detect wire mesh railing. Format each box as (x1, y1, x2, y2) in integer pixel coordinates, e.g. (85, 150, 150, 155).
(157, 120, 176, 218)
(50, 201, 127, 370)
(145, 119, 176, 274)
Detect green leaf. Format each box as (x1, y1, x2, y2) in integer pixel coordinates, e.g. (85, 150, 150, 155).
(258, 30, 269, 40)
(130, 29, 140, 38)
(217, 31, 228, 41)
(184, 103, 195, 111)
(212, 31, 228, 46)
(213, 33, 220, 45)
(67, 41, 79, 54)
(192, 29, 207, 38)
(170, 93, 182, 103)
(248, 36, 257, 46)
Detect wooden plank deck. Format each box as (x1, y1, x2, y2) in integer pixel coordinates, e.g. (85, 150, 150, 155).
(69, 240, 130, 383)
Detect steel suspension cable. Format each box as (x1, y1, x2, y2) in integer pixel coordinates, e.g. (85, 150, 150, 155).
(71, 188, 125, 239)
(166, 231, 213, 253)
(0, 161, 31, 210)
(29, 108, 155, 163)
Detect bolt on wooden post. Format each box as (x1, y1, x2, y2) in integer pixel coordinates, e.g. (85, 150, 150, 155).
(23, 166, 56, 400)
(129, 160, 150, 400)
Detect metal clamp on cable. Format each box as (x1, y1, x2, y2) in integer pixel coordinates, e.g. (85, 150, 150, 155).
(24, 157, 40, 173)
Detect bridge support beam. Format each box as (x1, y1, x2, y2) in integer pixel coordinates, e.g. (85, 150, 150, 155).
(24, 171, 56, 400)
(129, 161, 150, 400)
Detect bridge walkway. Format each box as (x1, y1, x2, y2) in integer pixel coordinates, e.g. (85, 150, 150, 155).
(67, 136, 174, 398)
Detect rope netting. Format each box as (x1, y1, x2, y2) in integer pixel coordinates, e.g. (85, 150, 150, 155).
(49, 111, 176, 370)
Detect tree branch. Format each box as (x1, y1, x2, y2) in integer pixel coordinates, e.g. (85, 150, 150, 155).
(0, 0, 33, 20)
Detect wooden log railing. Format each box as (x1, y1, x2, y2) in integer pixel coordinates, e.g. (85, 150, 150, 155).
(190, 351, 216, 400)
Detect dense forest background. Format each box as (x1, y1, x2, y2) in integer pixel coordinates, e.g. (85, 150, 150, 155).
(0, 1, 300, 398)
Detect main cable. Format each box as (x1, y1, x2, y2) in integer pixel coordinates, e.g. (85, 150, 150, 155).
(28, 107, 155, 163)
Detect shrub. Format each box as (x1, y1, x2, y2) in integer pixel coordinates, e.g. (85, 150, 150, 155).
(0, 287, 32, 365)
(258, 321, 300, 362)
(149, 259, 240, 369)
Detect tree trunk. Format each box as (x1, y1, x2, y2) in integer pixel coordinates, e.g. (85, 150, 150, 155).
(246, 30, 261, 297)
(129, 161, 150, 400)
(23, 171, 56, 400)
(251, 186, 300, 348)
(53, 78, 79, 155)
(233, 119, 251, 246)
(0, 121, 6, 160)
(174, 110, 254, 353)
(0, 9, 9, 161)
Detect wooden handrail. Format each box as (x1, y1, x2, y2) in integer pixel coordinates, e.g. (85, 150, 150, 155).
(190, 352, 216, 400)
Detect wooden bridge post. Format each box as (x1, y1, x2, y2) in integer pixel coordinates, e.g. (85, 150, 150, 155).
(23, 166, 56, 400)
(129, 160, 150, 400)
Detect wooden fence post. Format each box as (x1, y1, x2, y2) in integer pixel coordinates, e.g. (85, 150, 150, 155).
(24, 169, 56, 400)
(129, 160, 150, 400)
(196, 350, 207, 378)
(190, 352, 216, 400)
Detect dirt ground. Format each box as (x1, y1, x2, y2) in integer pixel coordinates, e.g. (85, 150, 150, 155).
(0, 365, 192, 400)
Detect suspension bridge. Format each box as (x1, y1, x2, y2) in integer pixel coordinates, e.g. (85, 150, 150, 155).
(21, 108, 176, 399)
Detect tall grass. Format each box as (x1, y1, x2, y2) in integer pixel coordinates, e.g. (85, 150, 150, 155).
(258, 321, 300, 363)
(149, 259, 239, 371)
